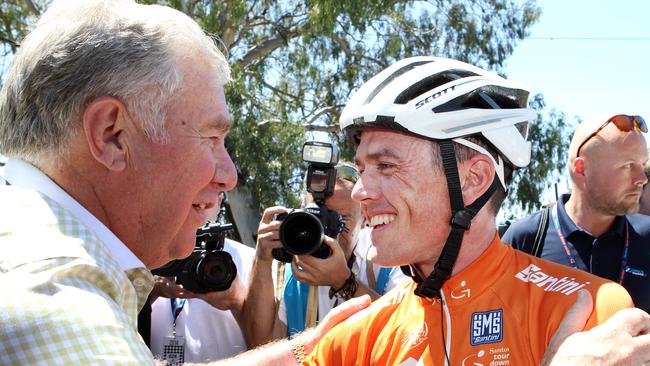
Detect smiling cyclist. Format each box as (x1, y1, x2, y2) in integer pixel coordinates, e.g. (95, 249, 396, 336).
(299, 56, 634, 365)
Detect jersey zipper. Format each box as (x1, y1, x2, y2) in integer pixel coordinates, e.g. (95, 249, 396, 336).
(440, 289, 452, 366)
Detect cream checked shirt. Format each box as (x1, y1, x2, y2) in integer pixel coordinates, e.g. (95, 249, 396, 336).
(0, 159, 155, 365)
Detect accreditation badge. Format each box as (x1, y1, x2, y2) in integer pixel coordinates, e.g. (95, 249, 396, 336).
(162, 334, 184, 365)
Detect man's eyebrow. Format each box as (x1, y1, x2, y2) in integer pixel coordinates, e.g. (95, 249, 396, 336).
(355, 148, 401, 165)
(205, 117, 232, 133)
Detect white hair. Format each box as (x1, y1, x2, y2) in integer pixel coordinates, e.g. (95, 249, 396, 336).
(0, 0, 230, 163)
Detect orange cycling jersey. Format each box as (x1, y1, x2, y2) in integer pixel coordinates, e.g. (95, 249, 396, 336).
(304, 235, 632, 366)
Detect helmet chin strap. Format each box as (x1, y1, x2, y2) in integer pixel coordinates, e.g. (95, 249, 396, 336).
(400, 139, 498, 299)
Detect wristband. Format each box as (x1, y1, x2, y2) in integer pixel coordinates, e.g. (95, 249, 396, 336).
(329, 271, 357, 300)
(291, 340, 307, 363)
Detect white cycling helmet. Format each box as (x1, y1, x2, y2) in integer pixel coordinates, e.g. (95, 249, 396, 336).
(340, 56, 534, 188)
(340, 57, 536, 299)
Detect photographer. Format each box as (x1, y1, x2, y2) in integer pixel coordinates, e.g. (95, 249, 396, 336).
(242, 161, 407, 348)
(148, 193, 255, 363)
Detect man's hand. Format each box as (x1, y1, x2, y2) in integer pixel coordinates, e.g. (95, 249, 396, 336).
(255, 206, 287, 262)
(195, 274, 246, 312)
(292, 235, 350, 289)
(151, 275, 245, 311)
(150, 276, 191, 302)
(543, 289, 650, 366)
(211, 295, 373, 366)
(297, 294, 372, 354)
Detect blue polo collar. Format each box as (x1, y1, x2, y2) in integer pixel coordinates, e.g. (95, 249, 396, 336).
(556, 193, 627, 239)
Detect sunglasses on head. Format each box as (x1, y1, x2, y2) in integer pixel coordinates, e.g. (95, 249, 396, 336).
(576, 114, 647, 157)
(336, 164, 360, 184)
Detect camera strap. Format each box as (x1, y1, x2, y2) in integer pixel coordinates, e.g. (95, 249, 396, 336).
(305, 286, 319, 330)
(412, 140, 498, 299)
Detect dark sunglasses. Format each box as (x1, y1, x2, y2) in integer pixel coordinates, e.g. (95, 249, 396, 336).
(576, 114, 647, 157)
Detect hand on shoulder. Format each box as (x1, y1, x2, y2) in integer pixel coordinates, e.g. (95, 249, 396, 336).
(543, 290, 650, 366)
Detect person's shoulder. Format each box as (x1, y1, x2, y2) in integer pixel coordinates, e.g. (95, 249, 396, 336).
(513, 252, 631, 305)
(0, 185, 54, 219)
(329, 280, 418, 335)
(369, 279, 416, 309)
(0, 272, 153, 364)
(513, 249, 607, 284)
(501, 209, 545, 242)
(223, 238, 255, 279)
(625, 214, 650, 234)
(0, 188, 111, 271)
(224, 238, 255, 255)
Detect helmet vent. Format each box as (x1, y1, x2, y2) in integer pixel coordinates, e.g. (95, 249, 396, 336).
(433, 86, 529, 113)
(364, 60, 433, 105)
(394, 70, 479, 104)
(515, 121, 529, 139)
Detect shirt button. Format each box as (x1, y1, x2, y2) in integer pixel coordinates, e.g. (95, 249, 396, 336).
(133, 278, 145, 287)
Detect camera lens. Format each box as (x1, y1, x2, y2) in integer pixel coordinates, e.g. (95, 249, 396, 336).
(195, 251, 237, 292)
(151, 259, 185, 277)
(279, 211, 324, 255)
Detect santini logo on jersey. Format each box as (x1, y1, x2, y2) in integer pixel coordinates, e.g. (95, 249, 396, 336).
(515, 264, 589, 295)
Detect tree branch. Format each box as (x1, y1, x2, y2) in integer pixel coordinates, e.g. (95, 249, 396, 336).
(260, 78, 300, 103)
(302, 124, 339, 133)
(238, 12, 310, 68)
(330, 33, 353, 57)
(0, 7, 18, 53)
(332, 23, 387, 67)
(0, 35, 19, 50)
(24, 0, 41, 16)
(303, 105, 342, 125)
(239, 31, 298, 67)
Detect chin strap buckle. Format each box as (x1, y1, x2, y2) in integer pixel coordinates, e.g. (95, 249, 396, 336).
(450, 209, 472, 230)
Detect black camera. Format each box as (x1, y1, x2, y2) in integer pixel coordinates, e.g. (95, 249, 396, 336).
(152, 222, 237, 293)
(272, 141, 347, 263)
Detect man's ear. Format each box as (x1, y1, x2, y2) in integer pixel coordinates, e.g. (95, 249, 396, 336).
(461, 155, 495, 206)
(573, 157, 585, 176)
(82, 96, 129, 171)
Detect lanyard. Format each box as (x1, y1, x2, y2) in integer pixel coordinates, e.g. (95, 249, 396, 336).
(169, 298, 187, 333)
(551, 205, 629, 284)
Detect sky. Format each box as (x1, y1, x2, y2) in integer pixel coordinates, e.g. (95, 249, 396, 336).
(501, 0, 650, 206)
(505, 0, 650, 130)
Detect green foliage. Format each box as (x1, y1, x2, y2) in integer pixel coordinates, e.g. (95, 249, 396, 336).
(234, 0, 541, 212)
(0, 0, 44, 74)
(139, 0, 542, 213)
(1, 0, 558, 217)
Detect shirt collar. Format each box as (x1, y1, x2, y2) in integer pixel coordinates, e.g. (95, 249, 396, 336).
(556, 193, 627, 238)
(3, 158, 145, 271)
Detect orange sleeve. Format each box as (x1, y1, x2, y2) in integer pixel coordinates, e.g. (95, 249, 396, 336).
(584, 282, 634, 330)
(303, 319, 363, 365)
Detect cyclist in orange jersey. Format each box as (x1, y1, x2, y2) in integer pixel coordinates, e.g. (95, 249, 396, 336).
(298, 56, 633, 365)
(174, 56, 645, 366)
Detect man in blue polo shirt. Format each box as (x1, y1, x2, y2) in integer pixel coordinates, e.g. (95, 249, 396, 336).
(503, 112, 650, 312)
